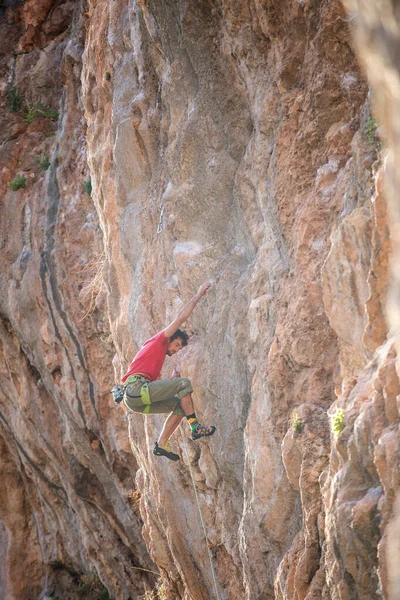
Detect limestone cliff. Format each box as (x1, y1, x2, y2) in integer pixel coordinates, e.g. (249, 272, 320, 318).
(0, 0, 399, 599)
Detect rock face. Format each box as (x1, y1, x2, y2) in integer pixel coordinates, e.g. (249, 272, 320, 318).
(0, 1, 155, 599)
(1, 0, 400, 599)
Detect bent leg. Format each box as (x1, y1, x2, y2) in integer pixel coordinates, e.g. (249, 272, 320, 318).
(124, 378, 192, 415)
(148, 377, 193, 403)
(147, 377, 192, 415)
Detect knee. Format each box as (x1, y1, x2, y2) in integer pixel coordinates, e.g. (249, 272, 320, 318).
(178, 378, 193, 396)
(180, 377, 192, 390)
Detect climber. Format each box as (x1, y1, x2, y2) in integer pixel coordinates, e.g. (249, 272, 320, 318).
(121, 282, 216, 461)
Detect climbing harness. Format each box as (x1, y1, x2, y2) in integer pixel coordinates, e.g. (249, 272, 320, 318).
(139, 382, 151, 413)
(180, 431, 221, 600)
(125, 375, 151, 413)
(111, 375, 152, 418)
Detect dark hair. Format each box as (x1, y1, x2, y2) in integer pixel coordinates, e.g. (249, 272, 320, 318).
(170, 329, 189, 346)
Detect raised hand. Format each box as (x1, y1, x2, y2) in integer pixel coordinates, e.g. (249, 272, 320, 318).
(197, 281, 212, 298)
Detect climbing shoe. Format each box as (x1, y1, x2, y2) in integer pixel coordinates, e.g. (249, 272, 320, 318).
(153, 441, 180, 461)
(192, 424, 216, 441)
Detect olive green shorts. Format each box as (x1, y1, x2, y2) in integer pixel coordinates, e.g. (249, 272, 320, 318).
(124, 376, 193, 415)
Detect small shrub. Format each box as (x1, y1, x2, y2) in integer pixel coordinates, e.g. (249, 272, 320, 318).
(71, 574, 112, 600)
(9, 174, 26, 190)
(24, 103, 37, 124)
(331, 407, 345, 439)
(24, 101, 59, 124)
(291, 411, 302, 434)
(36, 154, 51, 171)
(6, 85, 23, 112)
(84, 179, 92, 196)
(365, 116, 378, 145)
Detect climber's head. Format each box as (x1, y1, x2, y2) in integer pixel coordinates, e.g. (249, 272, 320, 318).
(167, 329, 189, 355)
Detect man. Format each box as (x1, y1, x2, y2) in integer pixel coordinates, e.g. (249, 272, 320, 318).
(121, 282, 216, 461)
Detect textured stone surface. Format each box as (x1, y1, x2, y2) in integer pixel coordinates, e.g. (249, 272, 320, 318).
(338, 2, 400, 598)
(1, 0, 400, 599)
(0, 2, 155, 599)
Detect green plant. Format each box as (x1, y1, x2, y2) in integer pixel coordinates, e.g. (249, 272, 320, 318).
(291, 411, 302, 434)
(365, 116, 378, 145)
(24, 101, 59, 124)
(6, 85, 23, 112)
(84, 179, 92, 196)
(24, 103, 37, 124)
(9, 174, 26, 190)
(36, 154, 51, 171)
(331, 407, 345, 439)
(71, 575, 112, 600)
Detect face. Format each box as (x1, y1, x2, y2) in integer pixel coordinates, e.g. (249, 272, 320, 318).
(167, 338, 184, 356)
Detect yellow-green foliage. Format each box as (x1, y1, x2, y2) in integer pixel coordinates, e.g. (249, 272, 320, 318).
(37, 154, 50, 171)
(6, 85, 23, 112)
(24, 101, 59, 124)
(84, 178, 92, 196)
(331, 407, 345, 439)
(365, 116, 378, 145)
(9, 174, 26, 191)
(291, 411, 302, 434)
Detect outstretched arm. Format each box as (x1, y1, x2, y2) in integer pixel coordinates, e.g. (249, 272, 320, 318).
(163, 282, 212, 338)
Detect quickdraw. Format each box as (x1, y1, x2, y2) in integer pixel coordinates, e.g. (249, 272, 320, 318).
(110, 384, 125, 404)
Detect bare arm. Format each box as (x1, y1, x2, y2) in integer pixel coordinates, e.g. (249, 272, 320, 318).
(163, 282, 212, 338)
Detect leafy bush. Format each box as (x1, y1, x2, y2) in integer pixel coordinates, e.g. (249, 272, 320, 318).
(331, 407, 345, 439)
(365, 116, 378, 145)
(6, 85, 23, 112)
(24, 101, 59, 124)
(9, 174, 26, 190)
(291, 411, 302, 434)
(84, 179, 92, 196)
(37, 154, 51, 171)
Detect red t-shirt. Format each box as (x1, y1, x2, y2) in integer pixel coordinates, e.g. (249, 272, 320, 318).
(122, 331, 170, 382)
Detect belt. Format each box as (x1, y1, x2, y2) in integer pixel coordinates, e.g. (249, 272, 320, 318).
(126, 374, 150, 384)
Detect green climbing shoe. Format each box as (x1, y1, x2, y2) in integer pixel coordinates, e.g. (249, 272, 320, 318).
(192, 424, 216, 441)
(153, 441, 180, 461)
